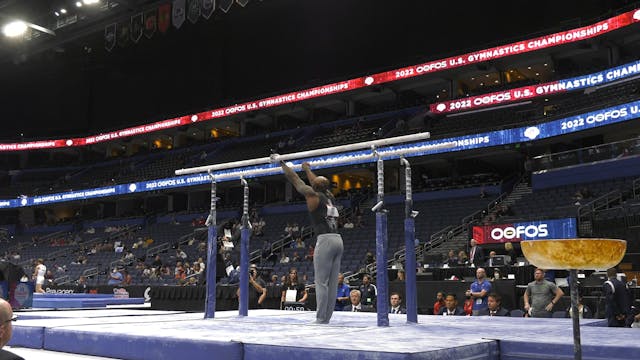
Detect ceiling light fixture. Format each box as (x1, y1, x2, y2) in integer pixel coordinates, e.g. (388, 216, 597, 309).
(2, 21, 27, 37)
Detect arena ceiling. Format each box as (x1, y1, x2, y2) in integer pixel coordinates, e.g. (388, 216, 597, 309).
(0, 0, 636, 139)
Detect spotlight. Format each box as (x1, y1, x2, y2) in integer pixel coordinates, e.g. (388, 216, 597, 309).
(60, 8, 67, 14)
(2, 21, 27, 37)
(83, 0, 100, 4)
(54, 11, 60, 16)
(76, 1, 83, 7)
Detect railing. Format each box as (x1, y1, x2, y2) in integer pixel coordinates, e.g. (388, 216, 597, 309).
(634, 177, 640, 199)
(532, 136, 640, 172)
(82, 267, 99, 278)
(577, 190, 622, 219)
(54, 275, 72, 285)
(109, 257, 134, 271)
(250, 226, 312, 264)
(146, 242, 171, 258)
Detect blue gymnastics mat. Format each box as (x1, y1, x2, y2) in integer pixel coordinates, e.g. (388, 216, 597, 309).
(32, 293, 145, 308)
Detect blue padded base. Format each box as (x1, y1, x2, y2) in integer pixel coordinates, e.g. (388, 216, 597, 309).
(9, 310, 640, 360)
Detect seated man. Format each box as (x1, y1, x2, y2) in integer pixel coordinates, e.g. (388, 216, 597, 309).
(438, 293, 465, 316)
(389, 292, 406, 314)
(107, 268, 123, 286)
(343, 289, 374, 312)
(478, 293, 509, 316)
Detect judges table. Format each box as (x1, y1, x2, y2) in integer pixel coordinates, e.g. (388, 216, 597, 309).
(149, 280, 517, 314)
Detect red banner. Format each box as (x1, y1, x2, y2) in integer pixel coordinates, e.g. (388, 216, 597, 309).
(2, 9, 639, 152)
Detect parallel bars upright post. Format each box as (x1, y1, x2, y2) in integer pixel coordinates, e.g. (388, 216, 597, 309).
(373, 149, 389, 326)
(204, 172, 218, 319)
(401, 157, 418, 323)
(238, 178, 250, 316)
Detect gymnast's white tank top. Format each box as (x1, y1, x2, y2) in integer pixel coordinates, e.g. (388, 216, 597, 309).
(37, 264, 46, 277)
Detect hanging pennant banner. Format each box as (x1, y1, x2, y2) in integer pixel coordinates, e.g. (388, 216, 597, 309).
(158, 3, 171, 33)
(172, 0, 186, 29)
(202, 0, 215, 19)
(236, 0, 249, 7)
(188, 0, 201, 24)
(117, 21, 130, 47)
(144, 10, 157, 39)
(104, 23, 116, 51)
(130, 13, 143, 43)
(219, 0, 233, 13)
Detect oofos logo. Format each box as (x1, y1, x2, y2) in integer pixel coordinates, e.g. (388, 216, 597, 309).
(490, 224, 548, 240)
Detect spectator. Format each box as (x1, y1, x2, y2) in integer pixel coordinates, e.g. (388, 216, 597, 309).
(291, 251, 301, 262)
(567, 294, 592, 319)
(604, 267, 630, 327)
(237, 264, 266, 309)
(433, 291, 445, 315)
(389, 292, 406, 314)
(524, 268, 564, 318)
(280, 268, 307, 306)
(196, 257, 205, 272)
(504, 242, 517, 264)
(122, 270, 133, 286)
(364, 252, 375, 266)
(457, 250, 468, 266)
(261, 240, 271, 260)
(478, 293, 509, 316)
(486, 251, 497, 267)
(0, 298, 22, 360)
(176, 248, 188, 261)
(108, 268, 123, 286)
(335, 273, 351, 311)
(284, 223, 293, 236)
(294, 238, 306, 249)
(268, 274, 279, 287)
(152, 255, 163, 268)
(279, 252, 290, 264)
(304, 245, 314, 262)
(466, 267, 491, 315)
(394, 269, 405, 282)
(438, 293, 465, 316)
(343, 289, 374, 312)
(469, 239, 485, 267)
(359, 274, 377, 308)
(175, 262, 186, 280)
(75, 276, 88, 293)
(446, 250, 458, 267)
(343, 218, 354, 229)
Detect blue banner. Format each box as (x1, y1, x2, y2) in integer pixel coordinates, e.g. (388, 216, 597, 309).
(2, 99, 640, 209)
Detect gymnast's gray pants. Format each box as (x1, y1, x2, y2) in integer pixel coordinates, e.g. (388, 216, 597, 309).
(314, 233, 344, 324)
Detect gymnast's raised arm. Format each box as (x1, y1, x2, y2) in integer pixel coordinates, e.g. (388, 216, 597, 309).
(280, 161, 315, 197)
